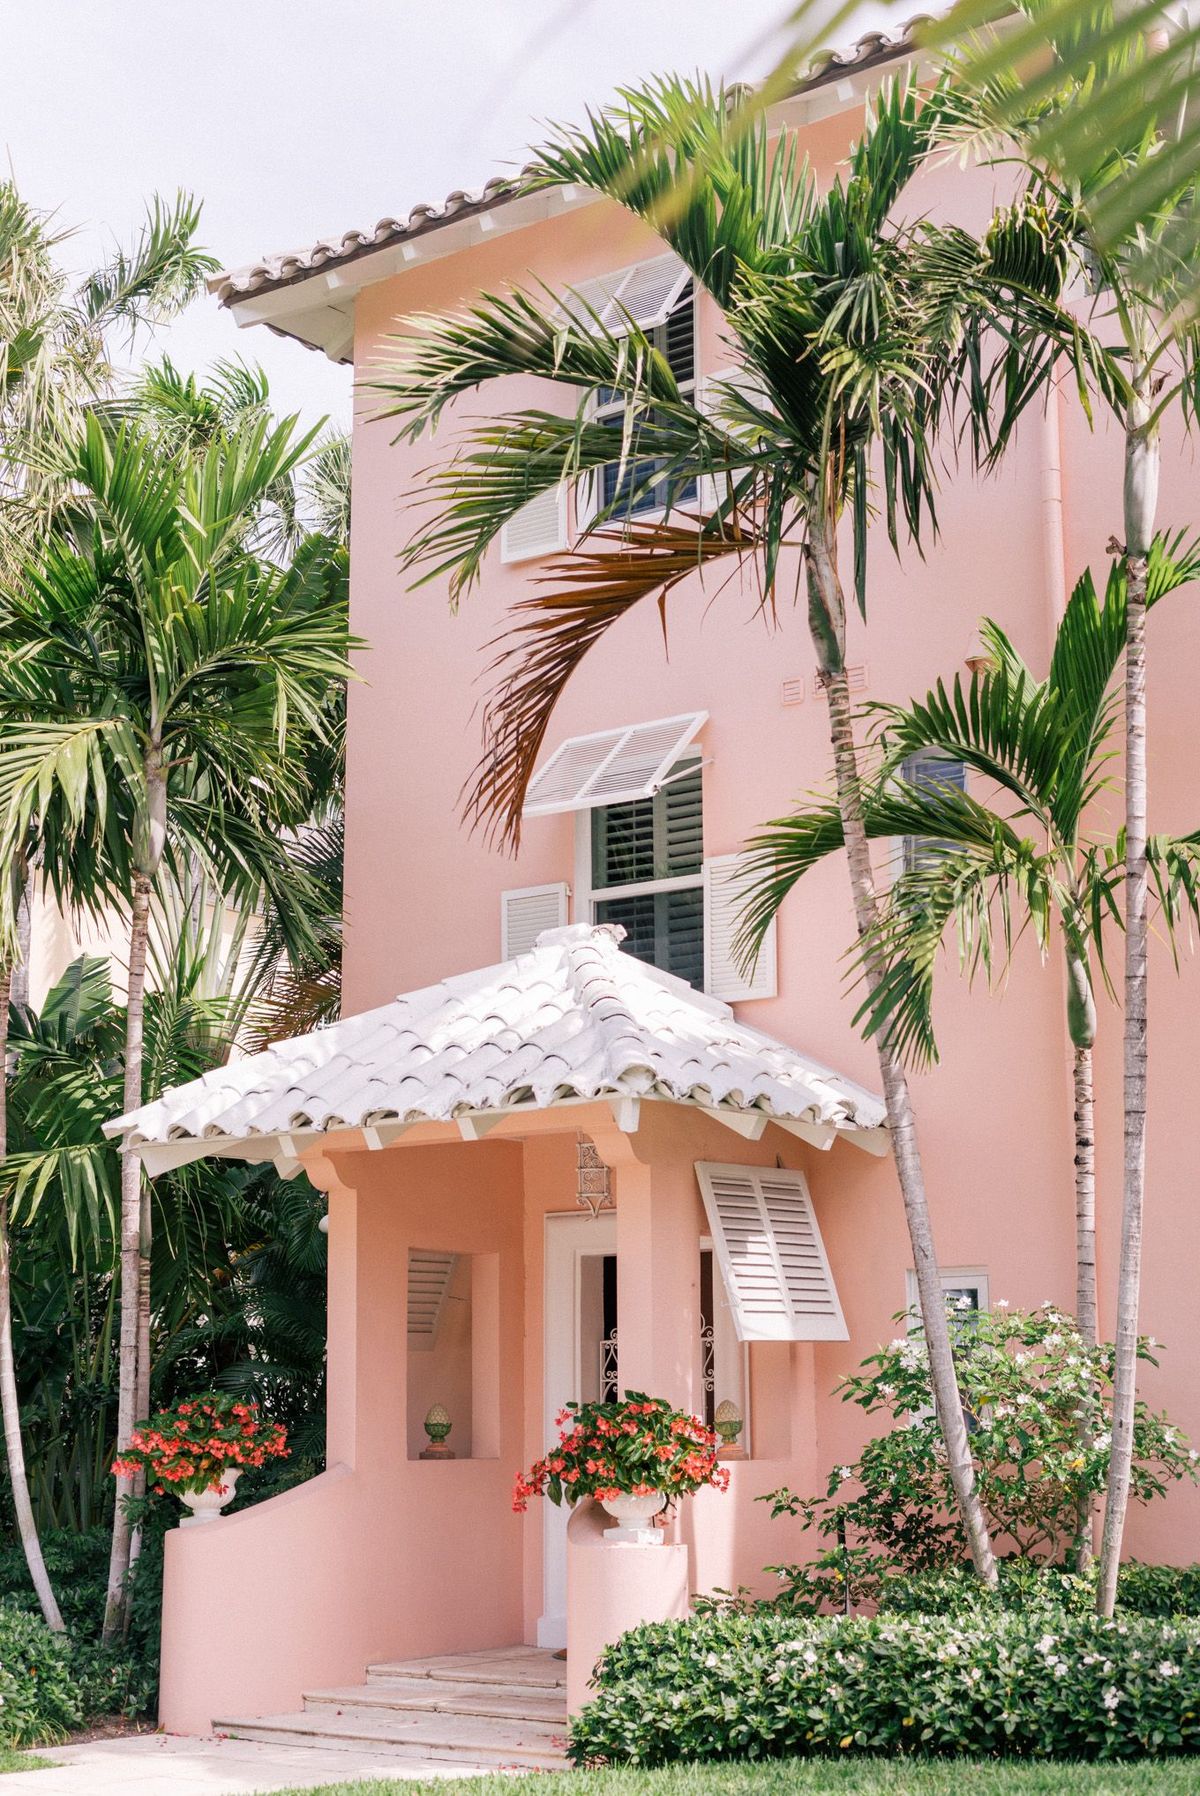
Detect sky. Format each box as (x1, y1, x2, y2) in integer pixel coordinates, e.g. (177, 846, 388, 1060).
(4, 0, 889, 435)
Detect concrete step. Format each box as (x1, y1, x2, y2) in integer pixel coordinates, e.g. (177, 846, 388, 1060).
(306, 1676, 567, 1725)
(214, 1703, 569, 1770)
(368, 1647, 567, 1691)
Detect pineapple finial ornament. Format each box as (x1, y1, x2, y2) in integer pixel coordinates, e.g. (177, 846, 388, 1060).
(420, 1403, 455, 1460)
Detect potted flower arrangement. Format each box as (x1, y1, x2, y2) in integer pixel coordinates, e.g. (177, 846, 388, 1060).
(112, 1393, 288, 1526)
(513, 1390, 728, 1538)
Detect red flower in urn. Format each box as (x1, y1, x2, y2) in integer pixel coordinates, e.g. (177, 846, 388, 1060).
(512, 1391, 729, 1513)
(112, 1392, 288, 1498)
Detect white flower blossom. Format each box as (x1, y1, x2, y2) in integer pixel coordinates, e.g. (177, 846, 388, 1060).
(1102, 1687, 1122, 1713)
(995, 1298, 1010, 1309)
(836, 1466, 853, 1483)
(1157, 1661, 1179, 1678)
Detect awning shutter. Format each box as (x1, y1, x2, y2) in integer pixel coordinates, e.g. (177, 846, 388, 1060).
(500, 882, 570, 959)
(500, 483, 567, 564)
(559, 253, 691, 333)
(704, 853, 777, 1002)
(694, 1162, 847, 1342)
(524, 712, 707, 816)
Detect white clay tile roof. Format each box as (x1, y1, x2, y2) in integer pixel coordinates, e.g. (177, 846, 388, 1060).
(105, 924, 886, 1174)
(211, 17, 936, 308)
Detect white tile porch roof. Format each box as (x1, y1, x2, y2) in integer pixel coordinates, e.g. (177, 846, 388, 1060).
(105, 924, 886, 1175)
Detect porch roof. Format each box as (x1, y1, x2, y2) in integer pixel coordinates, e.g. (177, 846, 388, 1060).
(104, 923, 887, 1176)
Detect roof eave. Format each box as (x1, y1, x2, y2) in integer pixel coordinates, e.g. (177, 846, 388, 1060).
(214, 25, 939, 357)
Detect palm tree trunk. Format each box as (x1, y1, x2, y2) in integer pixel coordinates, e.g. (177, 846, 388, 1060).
(1067, 945, 1098, 1573)
(1097, 365, 1159, 1616)
(0, 965, 65, 1632)
(102, 869, 153, 1644)
(807, 524, 997, 1586)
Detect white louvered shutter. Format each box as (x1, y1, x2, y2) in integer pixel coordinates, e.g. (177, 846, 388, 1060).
(695, 1163, 847, 1342)
(524, 712, 707, 816)
(500, 484, 567, 564)
(558, 253, 690, 333)
(500, 882, 569, 959)
(704, 854, 777, 1001)
(407, 1249, 457, 1351)
(697, 366, 769, 508)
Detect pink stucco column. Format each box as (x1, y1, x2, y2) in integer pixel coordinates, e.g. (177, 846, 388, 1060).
(566, 1499, 689, 1716)
(612, 1139, 702, 1412)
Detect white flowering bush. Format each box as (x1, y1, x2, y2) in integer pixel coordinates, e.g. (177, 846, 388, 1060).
(760, 1307, 1196, 1611)
(569, 1610, 1200, 1765)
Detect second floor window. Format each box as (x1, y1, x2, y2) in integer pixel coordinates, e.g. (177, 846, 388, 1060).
(594, 283, 697, 519)
(590, 759, 703, 988)
(900, 752, 968, 874)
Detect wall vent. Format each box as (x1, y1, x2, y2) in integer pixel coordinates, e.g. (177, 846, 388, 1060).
(780, 677, 804, 706)
(815, 663, 868, 696)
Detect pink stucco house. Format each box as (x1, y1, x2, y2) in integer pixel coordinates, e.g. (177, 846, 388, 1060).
(109, 21, 1200, 1747)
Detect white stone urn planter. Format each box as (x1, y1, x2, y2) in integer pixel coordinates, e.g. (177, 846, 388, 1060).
(599, 1490, 667, 1543)
(179, 1469, 240, 1527)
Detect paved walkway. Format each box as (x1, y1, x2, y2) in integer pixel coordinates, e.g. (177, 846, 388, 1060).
(5, 1733, 493, 1796)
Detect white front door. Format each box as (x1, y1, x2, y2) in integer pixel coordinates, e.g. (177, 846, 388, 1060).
(539, 1210, 617, 1648)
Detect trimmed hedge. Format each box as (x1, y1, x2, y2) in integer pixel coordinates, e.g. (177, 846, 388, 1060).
(570, 1612, 1200, 1766)
(875, 1562, 1200, 1621)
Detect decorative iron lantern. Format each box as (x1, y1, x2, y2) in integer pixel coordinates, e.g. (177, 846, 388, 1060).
(576, 1134, 613, 1217)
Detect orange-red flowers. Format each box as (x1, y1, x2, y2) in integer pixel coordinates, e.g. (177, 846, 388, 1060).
(111, 1393, 288, 1497)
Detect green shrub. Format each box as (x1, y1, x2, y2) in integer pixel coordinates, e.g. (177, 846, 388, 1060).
(570, 1611, 1200, 1766)
(761, 1309, 1197, 1612)
(875, 1560, 1200, 1621)
(0, 1524, 162, 1719)
(0, 1606, 82, 1745)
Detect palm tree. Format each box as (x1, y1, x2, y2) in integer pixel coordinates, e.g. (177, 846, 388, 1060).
(0, 183, 213, 1629)
(741, 535, 1200, 1567)
(930, 0, 1200, 1617)
(771, 1, 1200, 283)
(372, 76, 1103, 1583)
(0, 410, 355, 1638)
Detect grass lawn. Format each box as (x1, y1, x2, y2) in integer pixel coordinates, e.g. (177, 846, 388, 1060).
(278, 1758, 1200, 1796)
(0, 1750, 50, 1773)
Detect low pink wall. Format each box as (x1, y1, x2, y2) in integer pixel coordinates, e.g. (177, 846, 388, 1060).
(159, 1137, 527, 1736)
(566, 1500, 689, 1715)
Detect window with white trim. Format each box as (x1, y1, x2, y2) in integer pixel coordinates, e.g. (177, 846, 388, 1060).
(905, 1267, 989, 1332)
(590, 756, 705, 988)
(899, 752, 968, 874)
(594, 280, 697, 519)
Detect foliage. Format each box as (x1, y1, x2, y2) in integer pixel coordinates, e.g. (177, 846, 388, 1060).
(0, 1605, 80, 1744)
(570, 1609, 1200, 1766)
(876, 1560, 1200, 1622)
(758, 1309, 1196, 1611)
(112, 1394, 287, 1497)
(0, 957, 328, 1533)
(512, 1392, 727, 1513)
(741, 538, 1200, 1062)
(0, 1526, 163, 1721)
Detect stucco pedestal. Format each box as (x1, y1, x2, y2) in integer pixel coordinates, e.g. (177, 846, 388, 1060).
(565, 1499, 689, 1716)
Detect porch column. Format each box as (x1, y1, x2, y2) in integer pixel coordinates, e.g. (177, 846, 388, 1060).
(613, 1154, 701, 1412)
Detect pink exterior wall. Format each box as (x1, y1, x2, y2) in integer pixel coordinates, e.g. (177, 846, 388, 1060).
(341, 111, 1200, 1566)
(163, 87, 1200, 1733)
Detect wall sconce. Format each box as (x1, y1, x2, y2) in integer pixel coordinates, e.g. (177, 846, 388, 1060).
(964, 630, 997, 678)
(576, 1134, 614, 1218)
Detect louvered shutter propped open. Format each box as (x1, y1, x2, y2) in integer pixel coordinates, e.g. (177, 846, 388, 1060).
(501, 882, 570, 959)
(524, 712, 707, 817)
(694, 1163, 847, 1342)
(559, 253, 692, 333)
(704, 853, 776, 1001)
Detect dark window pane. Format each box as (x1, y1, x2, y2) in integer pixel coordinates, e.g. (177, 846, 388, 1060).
(592, 766, 702, 888)
(597, 289, 696, 520)
(901, 754, 968, 873)
(595, 886, 704, 990)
